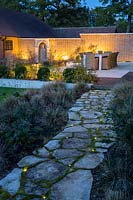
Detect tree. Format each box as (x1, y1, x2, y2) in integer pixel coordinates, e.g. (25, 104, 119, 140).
(0, 0, 30, 11)
(88, 7, 116, 27)
(47, 5, 89, 27)
(99, 0, 133, 32)
(0, 0, 89, 27)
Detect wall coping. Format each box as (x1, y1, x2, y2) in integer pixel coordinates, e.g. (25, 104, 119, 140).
(0, 79, 93, 89)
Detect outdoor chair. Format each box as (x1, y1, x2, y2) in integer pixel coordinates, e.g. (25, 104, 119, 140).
(86, 52, 98, 70)
(102, 52, 119, 70)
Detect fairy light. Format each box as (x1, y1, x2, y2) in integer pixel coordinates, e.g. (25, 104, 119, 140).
(91, 148, 95, 152)
(23, 167, 28, 172)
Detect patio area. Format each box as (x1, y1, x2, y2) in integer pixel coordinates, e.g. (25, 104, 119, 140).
(95, 62, 133, 78)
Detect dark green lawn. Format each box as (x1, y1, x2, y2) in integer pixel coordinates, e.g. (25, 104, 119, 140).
(0, 87, 26, 102)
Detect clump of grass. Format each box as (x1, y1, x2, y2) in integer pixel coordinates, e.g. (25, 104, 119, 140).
(110, 81, 133, 144)
(91, 142, 133, 200)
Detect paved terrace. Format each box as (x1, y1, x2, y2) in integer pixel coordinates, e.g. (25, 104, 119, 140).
(0, 90, 116, 200)
(95, 62, 133, 87)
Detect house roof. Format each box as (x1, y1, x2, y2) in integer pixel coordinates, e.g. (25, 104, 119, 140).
(53, 26, 117, 38)
(0, 8, 117, 39)
(0, 8, 55, 38)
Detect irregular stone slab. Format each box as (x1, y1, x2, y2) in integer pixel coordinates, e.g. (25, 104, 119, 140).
(95, 142, 114, 148)
(81, 93, 89, 98)
(74, 132, 90, 139)
(62, 138, 90, 149)
(15, 195, 26, 200)
(0, 168, 22, 195)
(83, 119, 100, 124)
(63, 125, 87, 133)
(89, 95, 99, 99)
(50, 170, 93, 200)
(95, 148, 108, 153)
(53, 132, 73, 139)
(68, 111, 80, 121)
(69, 107, 83, 112)
(59, 158, 75, 166)
(33, 147, 49, 158)
(74, 153, 104, 169)
(53, 149, 84, 159)
(80, 111, 103, 119)
(45, 140, 60, 150)
(24, 180, 49, 195)
(67, 120, 81, 126)
(83, 123, 113, 129)
(100, 130, 117, 137)
(73, 103, 84, 107)
(26, 160, 67, 182)
(18, 155, 46, 167)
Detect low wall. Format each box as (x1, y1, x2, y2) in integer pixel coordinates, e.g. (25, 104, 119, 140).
(0, 79, 92, 89)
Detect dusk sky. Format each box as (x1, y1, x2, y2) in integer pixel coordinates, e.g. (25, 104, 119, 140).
(81, 0, 102, 8)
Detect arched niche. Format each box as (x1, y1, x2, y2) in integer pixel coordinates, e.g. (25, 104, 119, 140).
(39, 42, 47, 63)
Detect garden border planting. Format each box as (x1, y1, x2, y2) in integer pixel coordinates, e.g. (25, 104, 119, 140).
(0, 89, 116, 200)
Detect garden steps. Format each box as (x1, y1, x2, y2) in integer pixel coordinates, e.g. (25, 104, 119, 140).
(0, 89, 116, 200)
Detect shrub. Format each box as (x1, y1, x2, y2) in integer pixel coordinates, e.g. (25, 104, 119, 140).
(37, 66, 50, 80)
(15, 63, 27, 79)
(90, 141, 133, 200)
(0, 65, 9, 78)
(0, 82, 89, 176)
(0, 139, 7, 174)
(49, 66, 63, 81)
(43, 61, 51, 67)
(87, 70, 97, 83)
(72, 82, 89, 100)
(110, 82, 133, 143)
(63, 67, 97, 83)
(74, 66, 88, 82)
(75, 67, 97, 83)
(0, 83, 74, 172)
(63, 68, 76, 83)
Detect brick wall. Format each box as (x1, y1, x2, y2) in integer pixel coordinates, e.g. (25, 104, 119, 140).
(2, 34, 133, 63)
(4, 37, 19, 60)
(50, 34, 133, 62)
(80, 33, 133, 61)
(49, 38, 81, 60)
(19, 39, 35, 61)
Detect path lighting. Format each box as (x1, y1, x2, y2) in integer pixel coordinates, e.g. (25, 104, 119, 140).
(23, 167, 28, 172)
(42, 195, 46, 199)
(91, 148, 95, 152)
(62, 55, 68, 60)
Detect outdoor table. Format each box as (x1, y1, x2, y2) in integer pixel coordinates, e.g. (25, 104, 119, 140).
(95, 53, 109, 70)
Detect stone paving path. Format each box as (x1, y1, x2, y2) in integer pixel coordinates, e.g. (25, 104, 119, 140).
(0, 90, 116, 200)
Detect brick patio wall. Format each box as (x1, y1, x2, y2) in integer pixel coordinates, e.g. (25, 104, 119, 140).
(80, 33, 133, 61)
(49, 38, 81, 60)
(50, 33, 133, 62)
(1, 33, 133, 63)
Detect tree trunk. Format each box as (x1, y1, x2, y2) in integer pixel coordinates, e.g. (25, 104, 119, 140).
(126, 0, 133, 32)
(127, 15, 132, 32)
